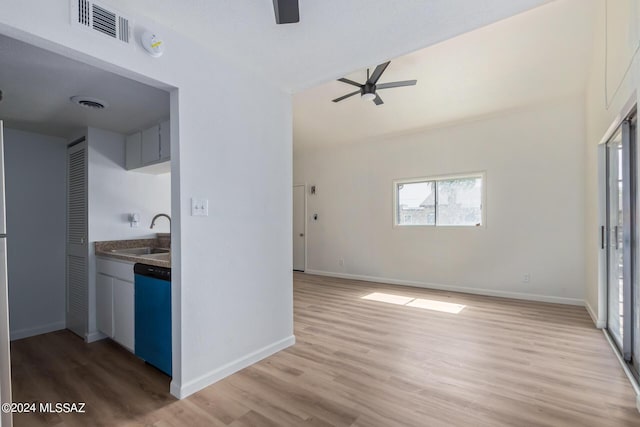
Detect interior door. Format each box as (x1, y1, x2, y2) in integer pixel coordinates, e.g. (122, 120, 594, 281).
(293, 185, 306, 272)
(66, 139, 88, 338)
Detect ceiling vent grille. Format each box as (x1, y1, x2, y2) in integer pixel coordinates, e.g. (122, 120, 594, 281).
(78, 0, 90, 26)
(71, 0, 132, 46)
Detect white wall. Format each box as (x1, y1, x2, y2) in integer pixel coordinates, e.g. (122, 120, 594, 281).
(4, 128, 67, 339)
(88, 127, 171, 240)
(86, 126, 171, 338)
(294, 96, 586, 304)
(0, 1, 293, 398)
(585, 1, 640, 326)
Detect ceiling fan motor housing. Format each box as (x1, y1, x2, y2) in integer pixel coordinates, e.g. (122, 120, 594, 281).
(362, 83, 376, 95)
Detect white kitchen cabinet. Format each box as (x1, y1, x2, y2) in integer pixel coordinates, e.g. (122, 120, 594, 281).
(125, 132, 142, 170)
(141, 125, 161, 165)
(159, 119, 170, 161)
(126, 121, 170, 172)
(113, 278, 135, 352)
(96, 273, 113, 338)
(96, 257, 135, 352)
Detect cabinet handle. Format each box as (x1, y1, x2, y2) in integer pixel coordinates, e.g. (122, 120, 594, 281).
(601, 226, 605, 250)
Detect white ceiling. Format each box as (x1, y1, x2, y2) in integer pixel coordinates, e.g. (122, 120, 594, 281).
(0, 34, 169, 138)
(107, 0, 550, 92)
(293, 0, 597, 149)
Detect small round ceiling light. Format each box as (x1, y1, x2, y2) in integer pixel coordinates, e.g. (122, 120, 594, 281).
(141, 30, 165, 58)
(70, 96, 109, 110)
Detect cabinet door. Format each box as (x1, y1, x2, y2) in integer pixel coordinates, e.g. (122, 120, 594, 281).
(159, 120, 170, 161)
(113, 279, 135, 352)
(96, 274, 113, 338)
(125, 132, 142, 170)
(141, 125, 160, 165)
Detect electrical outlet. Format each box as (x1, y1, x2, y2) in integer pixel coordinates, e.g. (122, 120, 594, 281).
(523, 273, 531, 283)
(191, 198, 209, 216)
(129, 213, 140, 228)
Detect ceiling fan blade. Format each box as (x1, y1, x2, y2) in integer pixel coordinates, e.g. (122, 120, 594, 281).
(337, 78, 363, 88)
(373, 94, 384, 105)
(332, 90, 361, 103)
(368, 61, 391, 84)
(376, 80, 417, 90)
(273, 0, 299, 24)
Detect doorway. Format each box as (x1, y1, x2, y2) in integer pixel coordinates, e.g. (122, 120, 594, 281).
(604, 107, 639, 379)
(293, 185, 306, 272)
(0, 30, 178, 424)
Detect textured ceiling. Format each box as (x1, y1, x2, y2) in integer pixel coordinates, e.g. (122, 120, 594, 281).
(293, 0, 596, 149)
(0, 34, 169, 138)
(107, 0, 550, 92)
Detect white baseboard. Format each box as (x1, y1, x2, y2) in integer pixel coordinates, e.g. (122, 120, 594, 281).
(85, 330, 108, 343)
(10, 321, 65, 341)
(305, 270, 584, 306)
(585, 299, 605, 328)
(171, 335, 296, 399)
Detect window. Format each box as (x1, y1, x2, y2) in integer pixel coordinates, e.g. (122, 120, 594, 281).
(394, 173, 484, 227)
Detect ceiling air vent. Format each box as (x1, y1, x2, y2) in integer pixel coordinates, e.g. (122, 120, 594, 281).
(78, 0, 90, 26)
(70, 0, 132, 45)
(70, 96, 109, 110)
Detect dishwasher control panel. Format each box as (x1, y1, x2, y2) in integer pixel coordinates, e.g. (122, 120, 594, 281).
(134, 263, 171, 281)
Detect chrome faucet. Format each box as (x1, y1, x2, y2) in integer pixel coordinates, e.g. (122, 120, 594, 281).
(150, 213, 171, 229)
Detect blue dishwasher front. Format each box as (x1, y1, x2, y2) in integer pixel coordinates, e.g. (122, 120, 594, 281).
(134, 263, 171, 376)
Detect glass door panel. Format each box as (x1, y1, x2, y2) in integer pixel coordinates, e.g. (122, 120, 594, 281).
(605, 112, 637, 373)
(607, 127, 624, 350)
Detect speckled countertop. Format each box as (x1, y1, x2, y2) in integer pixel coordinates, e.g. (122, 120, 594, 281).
(95, 234, 171, 268)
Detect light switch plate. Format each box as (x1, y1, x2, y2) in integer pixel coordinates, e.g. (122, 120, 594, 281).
(191, 198, 209, 216)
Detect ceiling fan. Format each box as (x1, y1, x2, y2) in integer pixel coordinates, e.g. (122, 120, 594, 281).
(332, 61, 417, 106)
(273, 0, 300, 24)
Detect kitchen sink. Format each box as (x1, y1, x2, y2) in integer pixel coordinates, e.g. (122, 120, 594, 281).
(138, 253, 171, 262)
(110, 247, 170, 256)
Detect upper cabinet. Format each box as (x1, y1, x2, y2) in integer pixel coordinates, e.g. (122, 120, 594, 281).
(125, 132, 142, 170)
(126, 120, 170, 172)
(141, 126, 160, 164)
(160, 120, 170, 160)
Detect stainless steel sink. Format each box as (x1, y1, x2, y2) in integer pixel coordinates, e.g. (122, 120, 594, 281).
(110, 247, 170, 256)
(138, 252, 171, 262)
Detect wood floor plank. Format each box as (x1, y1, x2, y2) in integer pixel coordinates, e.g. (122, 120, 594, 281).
(10, 272, 640, 426)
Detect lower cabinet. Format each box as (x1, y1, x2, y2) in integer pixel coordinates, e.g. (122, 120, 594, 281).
(96, 274, 114, 338)
(113, 278, 134, 351)
(96, 258, 135, 352)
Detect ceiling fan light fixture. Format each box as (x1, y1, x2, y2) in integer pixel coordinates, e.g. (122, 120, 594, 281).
(361, 93, 376, 102)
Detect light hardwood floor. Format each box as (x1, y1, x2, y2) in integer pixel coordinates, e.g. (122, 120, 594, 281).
(11, 273, 640, 426)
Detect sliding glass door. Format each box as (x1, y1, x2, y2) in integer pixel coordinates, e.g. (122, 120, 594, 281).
(607, 126, 624, 350)
(605, 110, 638, 378)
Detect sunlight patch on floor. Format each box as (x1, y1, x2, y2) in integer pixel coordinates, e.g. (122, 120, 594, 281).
(361, 292, 414, 305)
(361, 292, 466, 314)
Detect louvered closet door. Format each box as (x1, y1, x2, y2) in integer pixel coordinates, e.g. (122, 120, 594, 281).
(67, 140, 88, 338)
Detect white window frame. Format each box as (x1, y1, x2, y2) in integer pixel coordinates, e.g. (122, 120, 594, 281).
(393, 171, 486, 228)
